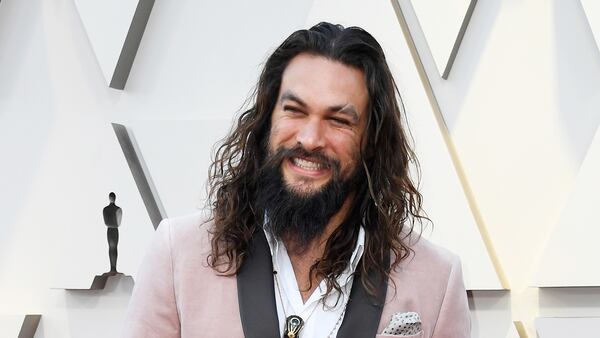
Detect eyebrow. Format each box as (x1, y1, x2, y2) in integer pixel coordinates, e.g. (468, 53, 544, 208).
(280, 90, 308, 108)
(279, 90, 360, 123)
(329, 104, 359, 124)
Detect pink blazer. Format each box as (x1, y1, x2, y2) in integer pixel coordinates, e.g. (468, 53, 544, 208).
(122, 213, 470, 338)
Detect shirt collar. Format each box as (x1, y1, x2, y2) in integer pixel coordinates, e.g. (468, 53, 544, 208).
(263, 223, 366, 282)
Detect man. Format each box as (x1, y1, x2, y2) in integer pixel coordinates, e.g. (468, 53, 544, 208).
(124, 22, 470, 338)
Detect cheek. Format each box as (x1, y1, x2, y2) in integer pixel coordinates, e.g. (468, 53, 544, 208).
(327, 133, 361, 166)
(269, 119, 299, 146)
(267, 121, 283, 150)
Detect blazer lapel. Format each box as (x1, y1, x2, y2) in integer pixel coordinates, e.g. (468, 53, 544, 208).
(237, 230, 281, 338)
(336, 252, 390, 338)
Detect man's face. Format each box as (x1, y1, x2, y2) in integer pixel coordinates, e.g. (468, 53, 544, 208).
(268, 53, 369, 197)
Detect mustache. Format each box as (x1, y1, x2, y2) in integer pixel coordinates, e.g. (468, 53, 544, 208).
(264, 144, 341, 173)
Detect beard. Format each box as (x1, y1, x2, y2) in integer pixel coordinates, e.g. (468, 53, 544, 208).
(255, 144, 360, 253)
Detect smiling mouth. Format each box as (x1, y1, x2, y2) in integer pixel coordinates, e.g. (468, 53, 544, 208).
(290, 157, 329, 171)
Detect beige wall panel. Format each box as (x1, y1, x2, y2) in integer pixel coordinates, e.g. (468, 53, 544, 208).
(410, 0, 475, 78)
(536, 317, 600, 338)
(126, 119, 233, 217)
(0, 315, 25, 337)
(582, 0, 600, 51)
(506, 323, 521, 338)
(305, 0, 502, 290)
(533, 126, 600, 287)
(398, 0, 600, 332)
(74, 0, 139, 86)
(61, 276, 134, 338)
(539, 288, 600, 318)
(74, 0, 154, 89)
(468, 291, 521, 338)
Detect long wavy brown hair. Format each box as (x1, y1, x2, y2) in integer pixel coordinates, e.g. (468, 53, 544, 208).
(206, 22, 427, 295)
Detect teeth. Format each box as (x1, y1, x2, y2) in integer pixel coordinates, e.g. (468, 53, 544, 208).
(292, 157, 324, 171)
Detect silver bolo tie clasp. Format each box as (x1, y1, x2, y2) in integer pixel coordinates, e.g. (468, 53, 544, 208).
(284, 315, 304, 338)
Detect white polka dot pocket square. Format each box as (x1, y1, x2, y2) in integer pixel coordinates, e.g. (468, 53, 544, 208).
(381, 311, 423, 336)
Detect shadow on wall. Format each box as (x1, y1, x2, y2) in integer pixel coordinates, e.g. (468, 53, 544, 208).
(468, 290, 513, 338)
(539, 287, 600, 317)
(553, 0, 600, 166)
(60, 275, 134, 338)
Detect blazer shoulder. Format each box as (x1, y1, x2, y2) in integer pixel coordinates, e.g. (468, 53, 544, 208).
(408, 235, 461, 270)
(166, 211, 213, 233)
(158, 212, 215, 259)
(389, 234, 463, 290)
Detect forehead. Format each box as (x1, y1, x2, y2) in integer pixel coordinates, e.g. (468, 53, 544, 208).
(278, 53, 369, 115)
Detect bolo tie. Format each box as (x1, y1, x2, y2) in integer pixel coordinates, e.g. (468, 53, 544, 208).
(275, 268, 306, 338)
(283, 315, 304, 338)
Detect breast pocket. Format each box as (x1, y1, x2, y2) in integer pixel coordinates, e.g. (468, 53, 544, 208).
(376, 332, 424, 338)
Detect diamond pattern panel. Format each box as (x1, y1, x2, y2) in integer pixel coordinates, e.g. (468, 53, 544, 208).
(582, 0, 600, 52)
(410, 0, 476, 78)
(533, 126, 600, 287)
(74, 0, 154, 89)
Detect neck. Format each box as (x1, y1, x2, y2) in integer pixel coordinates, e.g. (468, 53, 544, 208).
(283, 194, 354, 302)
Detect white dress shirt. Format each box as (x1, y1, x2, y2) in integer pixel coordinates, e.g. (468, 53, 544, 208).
(263, 227, 365, 338)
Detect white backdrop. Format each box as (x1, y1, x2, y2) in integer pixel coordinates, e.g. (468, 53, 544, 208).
(0, 0, 599, 337)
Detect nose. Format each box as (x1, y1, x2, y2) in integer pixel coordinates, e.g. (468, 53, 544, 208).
(296, 118, 326, 151)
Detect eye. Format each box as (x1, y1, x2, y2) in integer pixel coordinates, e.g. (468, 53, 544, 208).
(283, 105, 305, 114)
(330, 117, 352, 126)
